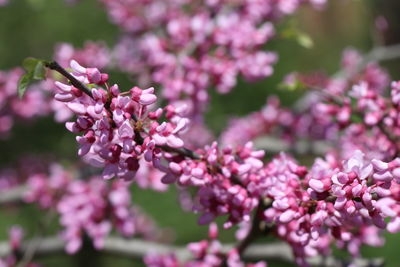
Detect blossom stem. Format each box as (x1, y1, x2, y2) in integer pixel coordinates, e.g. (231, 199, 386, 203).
(45, 61, 93, 97)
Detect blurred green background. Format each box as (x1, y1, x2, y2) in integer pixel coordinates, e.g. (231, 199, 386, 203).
(1, 0, 400, 266)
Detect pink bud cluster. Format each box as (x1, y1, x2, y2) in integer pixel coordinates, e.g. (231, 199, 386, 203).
(221, 48, 397, 162)
(220, 96, 293, 146)
(54, 60, 189, 181)
(164, 141, 265, 229)
(144, 223, 266, 267)
(288, 151, 400, 264)
(58, 178, 136, 253)
(100, 0, 326, 118)
(228, 151, 390, 266)
(22, 162, 161, 254)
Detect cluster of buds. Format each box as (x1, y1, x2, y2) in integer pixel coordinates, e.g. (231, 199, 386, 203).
(57, 178, 159, 253)
(220, 96, 294, 147)
(55, 60, 189, 181)
(101, 0, 326, 119)
(221, 48, 398, 162)
(164, 141, 265, 228)
(22, 162, 161, 254)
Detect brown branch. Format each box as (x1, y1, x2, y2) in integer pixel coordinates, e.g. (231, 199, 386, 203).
(237, 201, 270, 256)
(45, 61, 92, 97)
(159, 146, 201, 160)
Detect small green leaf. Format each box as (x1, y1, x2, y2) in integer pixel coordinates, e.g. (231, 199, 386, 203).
(297, 33, 314, 49)
(278, 78, 306, 92)
(18, 73, 33, 98)
(19, 57, 49, 98)
(280, 19, 314, 49)
(33, 61, 46, 80)
(22, 57, 40, 73)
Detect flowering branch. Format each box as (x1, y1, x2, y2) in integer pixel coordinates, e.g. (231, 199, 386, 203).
(30, 56, 400, 266)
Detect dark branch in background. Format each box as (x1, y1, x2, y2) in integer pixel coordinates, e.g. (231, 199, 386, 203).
(159, 146, 201, 160)
(237, 201, 270, 256)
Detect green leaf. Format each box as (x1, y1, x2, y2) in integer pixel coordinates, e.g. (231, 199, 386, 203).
(18, 73, 33, 98)
(297, 33, 314, 49)
(22, 57, 40, 73)
(280, 19, 314, 49)
(19, 58, 47, 98)
(278, 77, 306, 92)
(33, 61, 46, 80)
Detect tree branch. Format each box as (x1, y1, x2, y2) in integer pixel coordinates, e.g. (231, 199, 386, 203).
(365, 43, 400, 64)
(45, 61, 92, 97)
(0, 186, 27, 205)
(236, 202, 270, 256)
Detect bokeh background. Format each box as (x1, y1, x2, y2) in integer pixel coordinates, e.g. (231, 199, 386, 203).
(1, 0, 400, 266)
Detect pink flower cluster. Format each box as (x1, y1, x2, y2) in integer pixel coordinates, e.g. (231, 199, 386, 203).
(164, 141, 264, 229)
(215, 50, 400, 265)
(101, 0, 326, 119)
(54, 60, 189, 181)
(220, 96, 293, 147)
(221, 48, 396, 161)
(144, 223, 266, 267)
(220, 150, 391, 266)
(58, 178, 137, 253)
(23, 162, 161, 254)
(268, 150, 400, 265)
